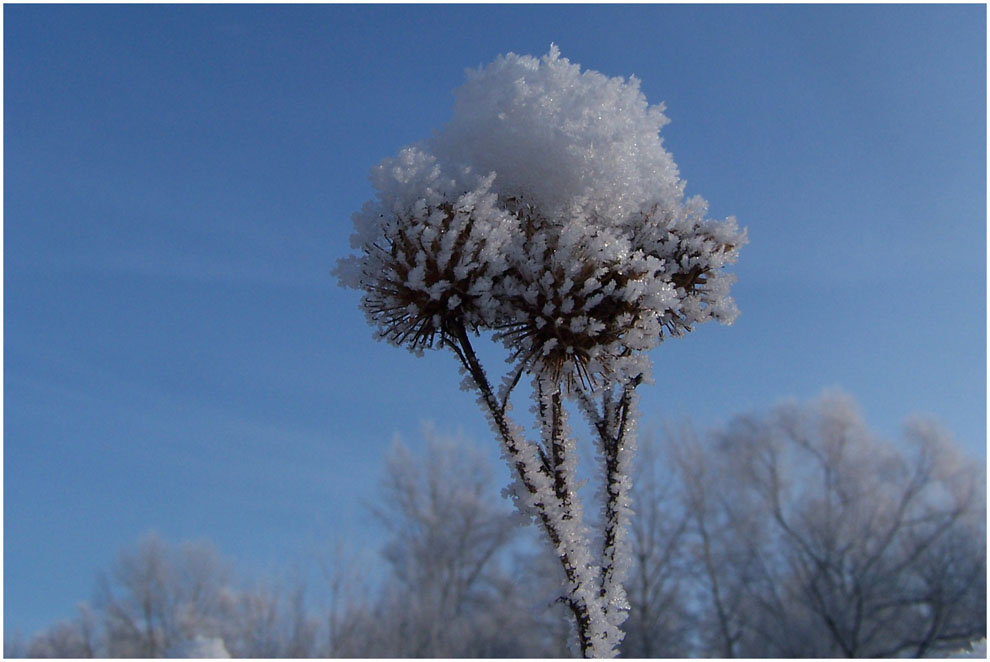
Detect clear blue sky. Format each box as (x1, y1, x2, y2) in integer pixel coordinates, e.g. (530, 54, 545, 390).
(4, 3, 985, 637)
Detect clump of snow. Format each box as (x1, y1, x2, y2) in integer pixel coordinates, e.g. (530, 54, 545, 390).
(943, 639, 987, 658)
(336, 45, 746, 390)
(166, 636, 230, 658)
(431, 45, 682, 224)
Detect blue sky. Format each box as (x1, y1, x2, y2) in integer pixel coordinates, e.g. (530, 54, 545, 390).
(4, 4, 986, 637)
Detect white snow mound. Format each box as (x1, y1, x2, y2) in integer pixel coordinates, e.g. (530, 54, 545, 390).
(166, 635, 230, 658)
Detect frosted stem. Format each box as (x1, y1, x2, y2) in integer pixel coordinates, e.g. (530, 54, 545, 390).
(449, 322, 610, 657)
(449, 322, 549, 484)
(577, 375, 642, 629)
(600, 380, 638, 609)
(538, 380, 572, 515)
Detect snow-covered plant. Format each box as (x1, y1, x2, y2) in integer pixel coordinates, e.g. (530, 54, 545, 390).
(336, 46, 745, 657)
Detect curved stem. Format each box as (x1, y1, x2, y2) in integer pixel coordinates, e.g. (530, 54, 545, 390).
(448, 322, 604, 657)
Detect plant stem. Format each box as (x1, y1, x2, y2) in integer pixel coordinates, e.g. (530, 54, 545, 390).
(449, 322, 603, 657)
(576, 376, 641, 624)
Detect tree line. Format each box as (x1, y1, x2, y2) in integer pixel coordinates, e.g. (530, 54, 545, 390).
(8, 392, 985, 657)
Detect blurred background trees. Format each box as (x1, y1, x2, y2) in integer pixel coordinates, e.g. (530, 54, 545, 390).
(644, 392, 987, 658)
(8, 392, 985, 658)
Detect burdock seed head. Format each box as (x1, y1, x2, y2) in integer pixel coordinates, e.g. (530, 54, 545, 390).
(337, 47, 746, 387)
(335, 149, 516, 353)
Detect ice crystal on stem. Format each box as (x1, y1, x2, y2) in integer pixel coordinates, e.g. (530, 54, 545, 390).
(335, 45, 745, 657)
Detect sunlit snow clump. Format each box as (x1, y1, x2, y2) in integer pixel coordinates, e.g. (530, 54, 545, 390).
(337, 46, 746, 389)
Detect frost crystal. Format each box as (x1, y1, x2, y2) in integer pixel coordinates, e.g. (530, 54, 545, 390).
(336, 45, 745, 388)
(335, 46, 746, 659)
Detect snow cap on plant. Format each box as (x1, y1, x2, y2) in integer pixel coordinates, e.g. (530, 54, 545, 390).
(337, 45, 746, 384)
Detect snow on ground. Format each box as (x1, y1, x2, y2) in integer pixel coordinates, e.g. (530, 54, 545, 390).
(165, 636, 230, 658)
(942, 638, 987, 658)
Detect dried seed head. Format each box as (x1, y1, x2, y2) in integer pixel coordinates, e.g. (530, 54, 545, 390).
(362, 199, 512, 352)
(336, 47, 746, 389)
(491, 204, 668, 390)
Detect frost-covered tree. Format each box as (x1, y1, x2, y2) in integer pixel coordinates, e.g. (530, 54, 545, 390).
(620, 433, 694, 658)
(96, 533, 232, 657)
(336, 46, 746, 657)
(660, 392, 987, 658)
(367, 433, 525, 657)
(24, 606, 99, 658)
